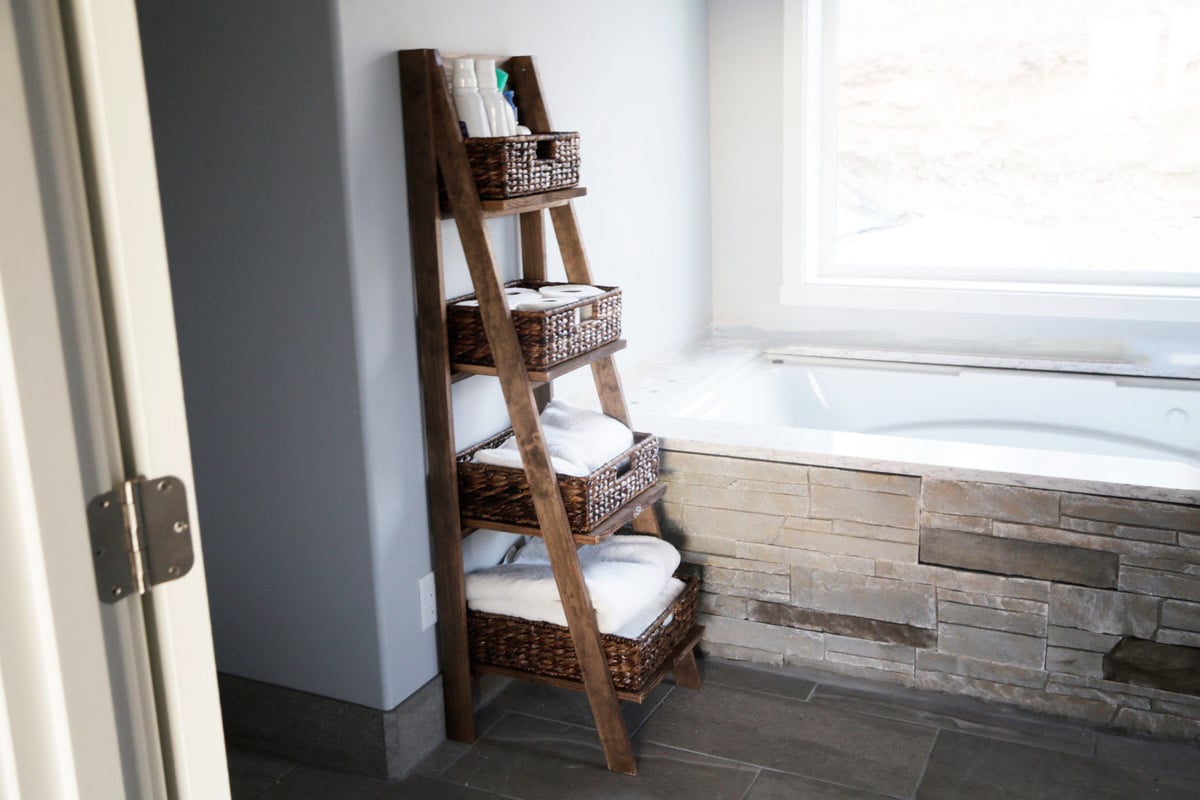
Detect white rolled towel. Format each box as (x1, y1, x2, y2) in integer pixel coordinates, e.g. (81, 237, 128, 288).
(512, 533, 681, 579)
(612, 578, 686, 639)
(538, 399, 634, 472)
(471, 440, 589, 477)
(465, 557, 670, 634)
(538, 284, 604, 299)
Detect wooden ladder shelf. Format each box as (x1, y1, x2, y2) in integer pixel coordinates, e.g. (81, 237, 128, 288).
(398, 49, 700, 775)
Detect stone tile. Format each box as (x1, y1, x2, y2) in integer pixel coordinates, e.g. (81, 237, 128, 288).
(832, 519, 919, 544)
(681, 551, 790, 575)
(701, 641, 784, 666)
(809, 467, 921, 497)
(1113, 707, 1200, 739)
(1047, 625, 1122, 652)
(921, 480, 1059, 525)
(780, 530, 918, 562)
(227, 747, 296, 800)
(787, 654, 916, 688)
(1157, 629, 1200, 647)
(810, 485, 918, 529)
(256, 768, 505, 799)
(1059, 516, 1178, 544)
(808, 682, 1095, 756)
(489, 679, 674, 736)
(439, 712, 759, 800)
(1094, 730, 1200, 781)
(696, 658, 816, 701)
(916, 650, 1047, 690)
(729, 477, 810, 497)
(701, 614, 825, 660)
(736, 542, 876, 575)
(1151, 697, 1200, 719)
(793, 569, 936, 628)
(1048, 585, 1159, 638)
(1123, 555, 1200, 574)
(744, 770, 895, 800)
(1119, 566, 1200, 602)
(913, 671, 1116, 723)
(663, 530, 739, 557)
(938, 601, 1047, 637)
(1044, 678, 1153, 710)
(780, 516, 835, 534)
(825, 634, 915, 663)
(661, 451, 810, 485)
(876, 561, 1050, 602)
(701, 566, 790, 602)
(920, 510, 992, 534)
(1045, 647, 1104, 678)
(1050, 671, 1200, 707)
(667, 482, 810, 517)
(674, 505, 785, 543)
(638, 682, 936, 797)
(1104, 637, 1200, 697)
(920, 528, 1118, 588)
(915, 731, 1196, 800)
(937, 624, 1046, 669)
(937, 588, 1046, 615)
(1182, 532, 1200, 549)
(748, 600, 937, 647)
(699, 591, 749, 619)
(1059, 494, 1200, 533)
(824, 650, 915, 678)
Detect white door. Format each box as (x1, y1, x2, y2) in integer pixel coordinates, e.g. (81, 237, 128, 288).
(0, 1, 228, 798)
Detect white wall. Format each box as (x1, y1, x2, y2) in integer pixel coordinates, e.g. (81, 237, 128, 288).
(333, 0, 712, 708)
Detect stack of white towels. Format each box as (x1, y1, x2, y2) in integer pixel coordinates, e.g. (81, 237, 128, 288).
(471, 399, 633, 477)
(456, 283, 604, 315)
(466, 534, 685, 639)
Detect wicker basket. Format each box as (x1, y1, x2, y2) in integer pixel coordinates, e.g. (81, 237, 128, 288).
(468, 574, 699, 692)
(448, 281, 621, 372)
(463, 132, 580, 199)
(457, 430, 659, 534)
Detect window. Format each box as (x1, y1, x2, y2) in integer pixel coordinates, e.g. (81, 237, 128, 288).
(782, 0, 1200, 317)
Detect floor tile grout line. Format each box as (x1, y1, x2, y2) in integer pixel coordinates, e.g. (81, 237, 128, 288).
(735, 767, 763, 800)
(909, 727, 940, 800)
(629, 683, 676, 737)
(244, 760, 301, 800)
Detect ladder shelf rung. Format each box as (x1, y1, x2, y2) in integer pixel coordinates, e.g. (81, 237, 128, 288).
(451, 338, 626, 383)
(461, 482, 666, 544)
(439, 186, 587, 220)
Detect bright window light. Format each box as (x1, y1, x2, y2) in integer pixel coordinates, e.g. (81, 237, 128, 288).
(796, 0, 1200, 289)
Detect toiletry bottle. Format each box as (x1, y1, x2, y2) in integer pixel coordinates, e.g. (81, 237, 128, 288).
(475, 59, 514, 136)
(451, 58, 491, 137)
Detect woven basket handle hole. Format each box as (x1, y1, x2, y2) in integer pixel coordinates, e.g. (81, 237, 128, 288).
(614, 457, 633, 478)
(535, 139, 557, 161)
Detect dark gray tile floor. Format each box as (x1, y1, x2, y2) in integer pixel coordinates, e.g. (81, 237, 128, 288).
(229, 658, 1200, 799)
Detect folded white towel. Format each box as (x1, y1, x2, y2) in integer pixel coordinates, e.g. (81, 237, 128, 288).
(465, 557, 669, 634)
(612, 578, 685, 639)
(538, 399, 634, 473)
(471, 442, 589, 477)
(513, 533, 681, 578)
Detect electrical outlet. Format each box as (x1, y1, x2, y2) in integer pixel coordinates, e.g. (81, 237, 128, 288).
(419, 572, 437, 630)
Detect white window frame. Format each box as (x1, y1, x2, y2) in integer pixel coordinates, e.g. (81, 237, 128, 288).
(779, 0, 1200, 324)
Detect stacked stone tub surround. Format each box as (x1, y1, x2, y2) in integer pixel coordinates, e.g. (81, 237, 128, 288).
(659, 449, 1200, 739)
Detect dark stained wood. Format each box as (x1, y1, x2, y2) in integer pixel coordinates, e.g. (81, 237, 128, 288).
(472, 625, 704, 702)
(505, 55, 552, 133)
(519, 211, 547, 281)
(426, 50, 637, 775)
(461, 483, 667, 544)
(397, 49, 475, 743)
(672, 648, 703, 690)
(439, 187, 587, 220)
(452, 339, 626, 381)
(549, 202, 661, 537)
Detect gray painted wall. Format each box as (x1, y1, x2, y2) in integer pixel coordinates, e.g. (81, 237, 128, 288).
(138, 1, 384, 707)
(140, 0, 711, 711)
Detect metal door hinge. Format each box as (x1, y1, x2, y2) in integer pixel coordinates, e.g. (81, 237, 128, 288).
(88, 475, 194, 603)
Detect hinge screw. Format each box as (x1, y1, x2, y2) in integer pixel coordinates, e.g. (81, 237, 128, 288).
(112, 587, 123, 597)
(173, 520, 189, 533)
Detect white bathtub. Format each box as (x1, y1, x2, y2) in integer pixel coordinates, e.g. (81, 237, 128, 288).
(636, 350, 1200, 498)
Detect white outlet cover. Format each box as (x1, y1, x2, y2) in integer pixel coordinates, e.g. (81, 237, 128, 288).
(419, 572, 437, 630)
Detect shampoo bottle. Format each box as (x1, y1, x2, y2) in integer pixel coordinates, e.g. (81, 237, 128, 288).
(475, 59, 513, 136)
(451, 58, 491, 137)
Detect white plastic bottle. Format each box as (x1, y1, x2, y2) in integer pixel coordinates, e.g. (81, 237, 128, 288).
(475, 58, 514, 136)
(451, 58, 491, 137)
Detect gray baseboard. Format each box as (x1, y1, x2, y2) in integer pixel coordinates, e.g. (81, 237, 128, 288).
(218, 672, 446, 780)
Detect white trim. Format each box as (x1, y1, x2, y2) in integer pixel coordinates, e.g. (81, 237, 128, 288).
(62, 2, 230, 797)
